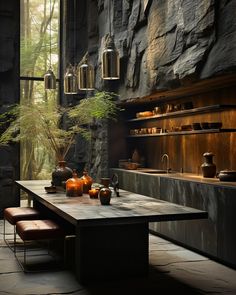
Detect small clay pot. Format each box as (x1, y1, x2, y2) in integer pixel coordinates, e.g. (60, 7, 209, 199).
(217, 170, 236, 181)
(99, 187, 111, 205)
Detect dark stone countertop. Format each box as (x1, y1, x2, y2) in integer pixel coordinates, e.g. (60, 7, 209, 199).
(111, 168, 236, 189)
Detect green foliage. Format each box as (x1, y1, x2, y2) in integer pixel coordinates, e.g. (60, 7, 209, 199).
(0, 91, 118, 162)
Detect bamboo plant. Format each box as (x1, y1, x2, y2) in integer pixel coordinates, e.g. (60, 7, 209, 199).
(0, 91, 118, 166)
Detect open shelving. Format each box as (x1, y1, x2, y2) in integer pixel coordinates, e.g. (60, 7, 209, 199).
(127, 128, 236, 138)
(127, 105, 236, 122)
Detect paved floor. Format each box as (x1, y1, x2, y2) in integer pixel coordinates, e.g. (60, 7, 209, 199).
(0, 220, 236, 295)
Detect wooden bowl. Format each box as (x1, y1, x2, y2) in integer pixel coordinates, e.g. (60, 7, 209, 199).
(200, 122, 209, 129)
(208, 122, 222, 129)
(44, 186, 57, 193)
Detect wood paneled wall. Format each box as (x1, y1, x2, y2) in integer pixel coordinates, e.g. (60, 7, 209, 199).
(110, 76, 236, 175)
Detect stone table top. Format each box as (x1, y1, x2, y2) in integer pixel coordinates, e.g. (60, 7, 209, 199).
(15, 180, 208, 227)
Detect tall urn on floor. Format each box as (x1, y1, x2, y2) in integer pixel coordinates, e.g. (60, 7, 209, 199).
(52, 161, 73, 187)
(201, 152, 216, 178)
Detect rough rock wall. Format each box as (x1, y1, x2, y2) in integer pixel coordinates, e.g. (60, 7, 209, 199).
(85, 0, 236, 179)
(88, 0, 236, 99)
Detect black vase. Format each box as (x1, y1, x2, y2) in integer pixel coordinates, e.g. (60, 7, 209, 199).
(201, 152, 216, 178)
(52, 161, 73, 187)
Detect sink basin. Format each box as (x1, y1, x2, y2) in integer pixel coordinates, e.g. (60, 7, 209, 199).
(137, 168, 168, 174)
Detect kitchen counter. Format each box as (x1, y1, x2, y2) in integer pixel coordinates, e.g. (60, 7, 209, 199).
(110, 167, 236, 269)
(112, 168, 236, 189)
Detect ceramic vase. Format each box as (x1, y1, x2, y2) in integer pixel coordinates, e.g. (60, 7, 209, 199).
(52, 160, 73, 187)
(99, 187, 111, 205)
(201, 152, 216, 178)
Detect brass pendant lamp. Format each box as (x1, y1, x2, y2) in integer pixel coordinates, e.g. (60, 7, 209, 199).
(64, 0, 78, 94)
(44, 0, 56, 90)
(78, 52, 95, 90)
(64, 64, 78, 94)
(102, 0, 120, 80)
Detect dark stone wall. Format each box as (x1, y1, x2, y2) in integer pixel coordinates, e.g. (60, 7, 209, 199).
(82, 0, 236, 179)
(86, 0, 236, 99)
(0, 0, 20, 217)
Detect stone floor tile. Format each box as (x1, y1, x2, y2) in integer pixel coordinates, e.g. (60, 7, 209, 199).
(0, 220, 236, 295)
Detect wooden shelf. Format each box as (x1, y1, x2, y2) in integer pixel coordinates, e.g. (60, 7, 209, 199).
(127, 129, 236, 138)
(119, 74, 236, 107)
(127, 105, 236, 122)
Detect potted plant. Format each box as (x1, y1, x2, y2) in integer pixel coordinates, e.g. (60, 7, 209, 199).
(0, 91, 118, 183)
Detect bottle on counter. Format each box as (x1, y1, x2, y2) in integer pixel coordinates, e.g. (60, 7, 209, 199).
(201, 152, 216, 178)
(131, 148, 141, 164)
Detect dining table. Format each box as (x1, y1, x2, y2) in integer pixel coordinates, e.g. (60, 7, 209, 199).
(15, 180, 208, 283)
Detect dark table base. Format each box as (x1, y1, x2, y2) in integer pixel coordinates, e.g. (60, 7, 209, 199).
(76, 222, 149, 283)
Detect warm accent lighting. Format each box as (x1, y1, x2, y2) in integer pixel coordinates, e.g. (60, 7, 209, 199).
(44, 68, 56, 90)
(64, 65, 78, 94)
(102, 34, 120, 80)
(101, 0, 120, 80)
(78, 53, 95, 90)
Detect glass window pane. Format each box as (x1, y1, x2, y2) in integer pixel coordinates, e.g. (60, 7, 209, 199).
(20, 80, 58, 180)
(20, 0, 59, 78)
(20, 0, 60, 180)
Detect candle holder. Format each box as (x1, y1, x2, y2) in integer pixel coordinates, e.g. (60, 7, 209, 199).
(81, 171, 93, 193)
(66, 170, 83, 197)
(88, 188, 99, 199)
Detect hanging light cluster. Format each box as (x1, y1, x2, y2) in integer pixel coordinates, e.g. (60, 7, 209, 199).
(64, 53, 95, 94)
(63, 0, 120, 94)
(44, 0, 56, 90)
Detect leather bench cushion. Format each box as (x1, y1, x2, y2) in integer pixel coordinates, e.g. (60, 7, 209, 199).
(16, 220, 65, 241)
(4, 207, 41, 225)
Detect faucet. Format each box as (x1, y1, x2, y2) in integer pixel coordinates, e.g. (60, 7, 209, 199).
(111, 173, 119, 197)
(161, 153, 170, 173)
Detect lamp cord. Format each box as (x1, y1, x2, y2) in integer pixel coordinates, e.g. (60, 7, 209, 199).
(49, 0, 52, 69)
(108, 0, 111, 36)
(74, 0, 76, 67)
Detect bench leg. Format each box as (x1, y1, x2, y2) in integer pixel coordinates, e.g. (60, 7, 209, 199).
(4, 219, 18, 253)
(15, 239, 65, 273)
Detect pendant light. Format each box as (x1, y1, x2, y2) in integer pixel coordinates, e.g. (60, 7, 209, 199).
(64, 64, 78, 94)
(102, 0, 120, 80)
(64, 0, 78, 94)
(44, 0, 56, 90)
(78, 52, 95, 90)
